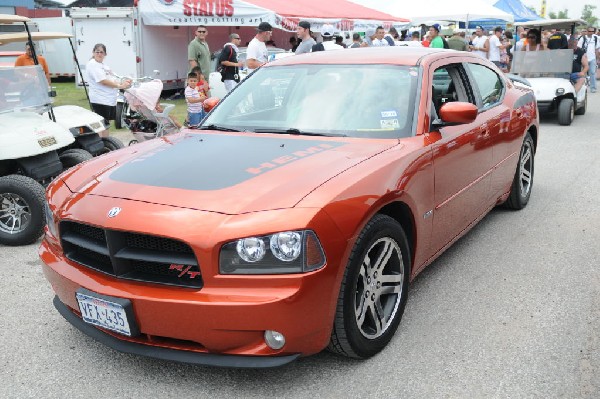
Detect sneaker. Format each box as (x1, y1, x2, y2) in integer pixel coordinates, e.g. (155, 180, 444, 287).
(591, 88, 597, 93)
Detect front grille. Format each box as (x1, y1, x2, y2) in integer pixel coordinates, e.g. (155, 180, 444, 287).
(60, 221, 202, 288)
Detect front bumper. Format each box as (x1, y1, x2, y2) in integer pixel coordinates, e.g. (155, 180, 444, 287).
(53, 296, 299, 368)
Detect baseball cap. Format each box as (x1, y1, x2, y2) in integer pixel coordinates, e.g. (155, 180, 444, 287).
(298, 20, 310, 30)
(365, 28, 376, 38)
(431, 23, 441, 32)
(475, 25, 484, 30)
(321, 24, 335, 37)
(257, 22, 273, 32)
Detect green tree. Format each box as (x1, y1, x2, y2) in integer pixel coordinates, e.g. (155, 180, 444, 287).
(548, 9, 569, 19)
(581, 5, 598, 27)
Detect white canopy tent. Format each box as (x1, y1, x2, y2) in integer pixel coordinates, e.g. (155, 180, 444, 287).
(350, 0, 514, 25)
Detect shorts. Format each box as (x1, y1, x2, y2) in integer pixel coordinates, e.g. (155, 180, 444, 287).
(91, 103, 116, 124)
(492, 61, 507, 69)
(570, 72, 583, 84)
(188, 111, 204, 126)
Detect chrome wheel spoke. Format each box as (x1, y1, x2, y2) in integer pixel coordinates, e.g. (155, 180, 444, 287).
(372, 299, 385, 335)
(372, 240, 394, 274)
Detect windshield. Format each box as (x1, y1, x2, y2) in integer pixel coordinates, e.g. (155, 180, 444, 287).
(0, 65, 50, 113)
(512, 49, 574, 75)
(203, 64, 418, 138)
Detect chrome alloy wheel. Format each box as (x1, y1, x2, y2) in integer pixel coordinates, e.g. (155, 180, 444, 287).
(0, 193, 32, 235)
(518, 139, 533, 198)
(355, 237, 404, 339)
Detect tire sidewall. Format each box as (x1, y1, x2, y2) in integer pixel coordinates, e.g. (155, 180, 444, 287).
(341, 215, 410, 358)
(0, 176, 46, 246)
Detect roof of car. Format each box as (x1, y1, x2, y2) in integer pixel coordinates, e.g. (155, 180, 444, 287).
(267, 46, 460, 67)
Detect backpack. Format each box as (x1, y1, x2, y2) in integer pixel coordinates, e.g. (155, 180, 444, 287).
(217, 45, 234, 78)
(442, 37, 450, 49)
(312, 43, 325, 52)
(384, 35, 395, 46)
(580, 35, 598, 53)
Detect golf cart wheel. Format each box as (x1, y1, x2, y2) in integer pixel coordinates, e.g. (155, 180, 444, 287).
(557, 98, 574, 126)
(115, 102, 128, 130)
(575, 92, 587, 115)
(59, 149, 93, 169)
(0, 175, 46, 246)
(101, 137, 125, 153)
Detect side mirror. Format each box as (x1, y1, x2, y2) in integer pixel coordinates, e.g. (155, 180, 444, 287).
(203, 97, 220, 112)
(435, 102, 478, 127)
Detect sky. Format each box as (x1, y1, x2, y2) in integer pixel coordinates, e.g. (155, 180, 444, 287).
(48, 0, 598, 21)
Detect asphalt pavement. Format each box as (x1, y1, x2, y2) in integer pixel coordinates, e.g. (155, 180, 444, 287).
(1, 92, 599, 398)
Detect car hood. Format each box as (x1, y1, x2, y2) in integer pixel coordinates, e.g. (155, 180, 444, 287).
(527, 77, 574, 101)
(64, 131, 398, 214)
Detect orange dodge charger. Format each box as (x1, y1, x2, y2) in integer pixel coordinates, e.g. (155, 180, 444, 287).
(40, 47, 539, 368)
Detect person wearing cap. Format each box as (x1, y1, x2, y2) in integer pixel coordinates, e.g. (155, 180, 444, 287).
(312, 24, 344, 51)
(469, 25, 489, 59)
(246, 22, 272, 72)
(295, 21, 316, 55)
(188, 25, 210, 77)
(447, 30, 467, 51)
(362, 28, 376, 47)
(371, 26, 390, 47)
(218, 33, 244, 93)
(429, 24, 444, 48)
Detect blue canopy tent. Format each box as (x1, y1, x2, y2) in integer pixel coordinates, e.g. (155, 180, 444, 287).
(467, 0, 542, 29)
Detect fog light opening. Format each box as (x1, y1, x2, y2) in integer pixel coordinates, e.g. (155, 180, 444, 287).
(264, 330, 286, 350)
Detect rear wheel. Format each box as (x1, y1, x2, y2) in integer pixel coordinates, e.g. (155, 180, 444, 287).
(328, 214, 410, 359)
(557, 98, 574, 125)
(575, 92, 587, 115)
(0, 175, 46, 246)
(505, 132, 534, 210)
(115, 102, 128, 129)
(59, 148, 93, 169)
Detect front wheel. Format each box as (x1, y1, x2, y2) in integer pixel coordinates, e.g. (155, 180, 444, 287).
(0, 175, 46, 246)
(505, 132, 534, 210)
(100, 137, 125, 154)
(557, 98, 574, 126)
(328, 214, 410, 359)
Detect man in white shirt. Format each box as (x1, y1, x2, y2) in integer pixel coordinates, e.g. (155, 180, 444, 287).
(312, 24, 344, 51)
(488, 26, 508, 69)
(372, 26, 390, 47)
(246, 22, 272, 73)
(578, 26, 599, 93)
(470, 26, 489, 59)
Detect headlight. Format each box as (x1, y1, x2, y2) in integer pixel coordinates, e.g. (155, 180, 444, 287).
(69, 126, 93, 135)
(43, 201, 58, 238)
(555, 88, 565, 95)
(220, 230, 326, 274)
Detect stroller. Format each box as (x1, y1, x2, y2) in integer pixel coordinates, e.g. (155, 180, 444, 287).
(123, 79, 180, 145)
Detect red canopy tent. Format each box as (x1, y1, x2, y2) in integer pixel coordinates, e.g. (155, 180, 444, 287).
(138, 0, 410, 31)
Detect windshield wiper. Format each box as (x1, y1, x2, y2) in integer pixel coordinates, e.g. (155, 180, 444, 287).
(198, 124, 243, 132)
(253, 128, 346, 137)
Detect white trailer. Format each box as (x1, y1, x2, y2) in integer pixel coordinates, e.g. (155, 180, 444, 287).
(70, 7, 193, 90)
(33, 17, 76, 78)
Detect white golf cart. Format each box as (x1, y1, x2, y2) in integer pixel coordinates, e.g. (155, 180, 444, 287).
(0, 64, 90, 245)
(511, 19, 588, 125)
(0, 28, 125, 153)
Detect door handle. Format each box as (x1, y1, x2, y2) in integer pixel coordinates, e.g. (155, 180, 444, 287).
(479, 123, 489, 136)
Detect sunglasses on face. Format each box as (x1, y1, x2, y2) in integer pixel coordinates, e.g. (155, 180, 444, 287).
(197, 30, 207, 33)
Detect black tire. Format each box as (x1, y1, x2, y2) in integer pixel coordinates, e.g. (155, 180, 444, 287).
(505, 132, 534, 210)
(0, 175, 46, 246)
(328, 214, 410, 359)
(59, 148, 93, 169)
(100, 137, 125, 154)
(557, 98, 574, 126)
(575, 92, 587, 115)
(115, 102, 126, 129)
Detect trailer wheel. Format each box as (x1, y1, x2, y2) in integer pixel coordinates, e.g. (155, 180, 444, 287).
(59, 148, 93, 169)
(0, 175, 46, 246)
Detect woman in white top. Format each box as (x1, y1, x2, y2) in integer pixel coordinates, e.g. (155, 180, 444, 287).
(86, 43, 131, 137)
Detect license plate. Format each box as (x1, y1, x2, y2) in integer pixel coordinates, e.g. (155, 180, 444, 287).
(76, 290, 133, 336)
(38, 136, 57, 148)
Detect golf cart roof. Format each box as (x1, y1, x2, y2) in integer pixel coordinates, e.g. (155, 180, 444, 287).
(514, 19, 587, 30)
(0, 32, 73, 45)
(0, 14, 31, 24)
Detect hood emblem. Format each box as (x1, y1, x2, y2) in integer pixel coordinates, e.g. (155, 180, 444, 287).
(107, 207, 122, 218)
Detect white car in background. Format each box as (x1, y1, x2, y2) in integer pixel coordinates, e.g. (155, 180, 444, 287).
(209, 47, 293, 98)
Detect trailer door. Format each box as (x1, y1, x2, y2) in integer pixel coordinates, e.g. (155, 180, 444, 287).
(73, 16, 137, 85)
